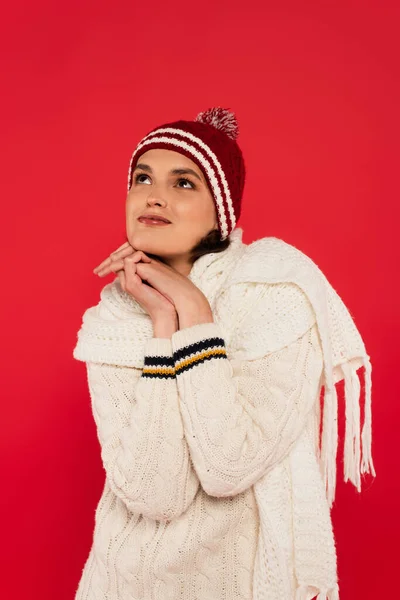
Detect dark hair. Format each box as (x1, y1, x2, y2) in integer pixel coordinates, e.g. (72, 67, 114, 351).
(189, 228, 231, 261)
(145, 228, 230, 267)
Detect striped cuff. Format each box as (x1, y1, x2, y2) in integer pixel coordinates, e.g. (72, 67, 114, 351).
(142, 337, 176, 379)
(171, 322, 228, 375)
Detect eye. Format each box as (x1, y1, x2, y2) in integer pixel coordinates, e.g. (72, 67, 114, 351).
(134, 173, 151, 184)
(176, 177, 196, 190)
(134, 173, 197, 190)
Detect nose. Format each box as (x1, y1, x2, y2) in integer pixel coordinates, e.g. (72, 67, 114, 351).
(146, 194, 167, 207)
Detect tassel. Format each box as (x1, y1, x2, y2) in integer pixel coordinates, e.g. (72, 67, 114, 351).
(321, 355, 376, 506)
(318, 589, 340, 600)
(342, 362, 361, 491)
(315, 385, 322, 460)
(295, 585, 339, 600)
(342, 357, 376, 493)
(320, 382, 338, 508)
(330, 588, 340, 600)
(295, 585, 309, 600)
(361, 356, 376, 476)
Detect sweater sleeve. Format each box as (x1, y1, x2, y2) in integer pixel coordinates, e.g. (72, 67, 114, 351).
(85, 336, 200, 521)
(170, 284, 324, 498)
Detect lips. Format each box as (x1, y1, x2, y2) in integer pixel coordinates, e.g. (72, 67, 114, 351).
(138, 216, 172, 227)
(138, 214, 171, 223)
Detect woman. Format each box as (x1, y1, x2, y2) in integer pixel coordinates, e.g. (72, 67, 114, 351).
(73, 107, 376, 600)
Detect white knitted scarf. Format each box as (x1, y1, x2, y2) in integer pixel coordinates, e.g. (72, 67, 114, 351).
(73, 227, 375, 600)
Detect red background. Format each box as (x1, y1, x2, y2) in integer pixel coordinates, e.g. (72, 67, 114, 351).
(1, 1, 398, 598)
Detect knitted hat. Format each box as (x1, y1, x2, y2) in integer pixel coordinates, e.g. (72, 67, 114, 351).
(126, 107, 246, 241)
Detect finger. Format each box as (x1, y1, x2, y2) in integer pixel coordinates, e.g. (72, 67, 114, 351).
(116, 241, 130, 251)
(124, 256, 149, 288)
(95, 250, 151, 277)
(125, 250, 152, 264)
(96, 259, 125, 277)
(117, 269, 126, 291)
(124, 269, 144, 296)
(93, 245, 135, 273)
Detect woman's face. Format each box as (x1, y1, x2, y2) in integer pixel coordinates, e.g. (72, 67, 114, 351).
(126, 149, 218, 274)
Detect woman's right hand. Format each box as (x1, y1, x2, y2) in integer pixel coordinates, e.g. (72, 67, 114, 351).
(93, 242, 178, 331)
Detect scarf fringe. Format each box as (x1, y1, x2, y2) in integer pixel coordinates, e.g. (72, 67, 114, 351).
(320, 356, 376, 508)
(295, 584, 339, 600)
(342, 361, 361, 490)
(360, 357, 376, 476)
(320, 382, 338, 508)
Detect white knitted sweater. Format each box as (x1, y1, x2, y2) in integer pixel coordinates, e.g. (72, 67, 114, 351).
(73, 227, 375, 600)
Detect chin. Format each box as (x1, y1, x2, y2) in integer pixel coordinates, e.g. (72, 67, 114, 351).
(127, 229, 167, 256)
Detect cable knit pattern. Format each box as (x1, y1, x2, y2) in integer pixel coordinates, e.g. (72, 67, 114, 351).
(73, 227, 375, 599)
(169, 320, 323, 498)
(86, 337, 199, 522)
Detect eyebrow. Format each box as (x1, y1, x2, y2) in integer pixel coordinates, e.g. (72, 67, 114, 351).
(133, 162, 203, 183)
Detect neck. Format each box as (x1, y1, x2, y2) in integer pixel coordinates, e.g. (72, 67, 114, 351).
(164, 257, 194, 277)
(149, 252, 194, 277)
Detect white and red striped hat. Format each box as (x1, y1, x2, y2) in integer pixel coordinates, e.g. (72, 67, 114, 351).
(127, 107, 246, 241)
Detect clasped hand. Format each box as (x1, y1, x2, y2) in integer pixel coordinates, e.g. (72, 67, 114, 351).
(92, 241, 213, 328)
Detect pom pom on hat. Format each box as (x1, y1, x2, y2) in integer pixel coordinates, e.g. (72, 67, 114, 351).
(195, 107, 239, 141)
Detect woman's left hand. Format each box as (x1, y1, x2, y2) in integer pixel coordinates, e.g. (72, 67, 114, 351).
(94, 245, 213, 323)
(134, 259, 208, 316)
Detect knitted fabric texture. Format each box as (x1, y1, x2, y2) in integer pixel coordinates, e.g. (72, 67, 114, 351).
(73, 228, 376, 599)
(126, 106, 245, 241)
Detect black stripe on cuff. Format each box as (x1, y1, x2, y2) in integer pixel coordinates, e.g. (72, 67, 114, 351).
(142, 354, 176, 379)
(173, 337, 227, 375)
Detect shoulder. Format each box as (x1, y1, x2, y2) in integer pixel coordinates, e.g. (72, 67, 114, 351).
(217, 235, 321, 358)
(219, 280, 317, 359)
(231, 234, 323, 284)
